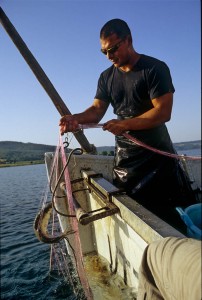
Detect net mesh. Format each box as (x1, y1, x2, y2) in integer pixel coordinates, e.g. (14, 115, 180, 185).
(59, 135, 93, 300)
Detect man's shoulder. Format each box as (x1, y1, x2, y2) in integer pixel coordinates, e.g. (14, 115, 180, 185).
(139, 54, 168, 68)
(100, 65, 115, 77)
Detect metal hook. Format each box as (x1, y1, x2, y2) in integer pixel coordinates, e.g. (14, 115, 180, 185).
(63, 136, 69, 149)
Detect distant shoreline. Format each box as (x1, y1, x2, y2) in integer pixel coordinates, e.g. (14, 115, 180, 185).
(0, 146, 201, 169)
(0, 140, 201, 169)
(0, 160, 44, 168)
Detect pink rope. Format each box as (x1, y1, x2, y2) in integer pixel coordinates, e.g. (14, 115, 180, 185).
(123, 132, 201, 161)
(59, 135, 93, 300)
(78, 123, 201, 161)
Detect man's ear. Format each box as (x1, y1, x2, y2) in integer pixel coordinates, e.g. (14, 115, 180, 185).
(126, 35, 133, 46)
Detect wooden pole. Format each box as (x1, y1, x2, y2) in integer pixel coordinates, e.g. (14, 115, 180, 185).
(0, 7, 96, 154)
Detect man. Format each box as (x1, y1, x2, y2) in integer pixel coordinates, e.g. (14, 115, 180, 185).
(59, 19, 196, 232)
(137, 237, 202, 300)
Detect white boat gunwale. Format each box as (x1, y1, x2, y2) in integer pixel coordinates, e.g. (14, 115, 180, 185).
(45, 151, 194, 294)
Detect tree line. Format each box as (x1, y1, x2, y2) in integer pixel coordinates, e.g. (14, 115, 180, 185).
(0, 140, 200, 165)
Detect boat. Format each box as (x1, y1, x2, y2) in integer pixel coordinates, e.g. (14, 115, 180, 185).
(1, 8, 201, 299)
(43, 144, 201, 299)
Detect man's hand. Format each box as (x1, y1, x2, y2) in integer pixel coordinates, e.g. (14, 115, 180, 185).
(59, 115, 79, 135)
(103, 119, 128, 135)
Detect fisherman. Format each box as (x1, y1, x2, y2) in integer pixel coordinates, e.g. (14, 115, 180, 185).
(137, 237, 202, 300)
(59, 19, 197, 232)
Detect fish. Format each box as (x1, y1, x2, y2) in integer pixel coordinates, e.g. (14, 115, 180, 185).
(33, 202, 75, 244)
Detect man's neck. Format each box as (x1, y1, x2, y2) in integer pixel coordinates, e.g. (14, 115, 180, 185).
(120, 52, 141, 72)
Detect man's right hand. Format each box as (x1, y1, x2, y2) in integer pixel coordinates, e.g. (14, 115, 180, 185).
(59, 115, 79, 135)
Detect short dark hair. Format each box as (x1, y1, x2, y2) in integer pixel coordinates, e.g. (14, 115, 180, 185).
(100, 19, 132, 40)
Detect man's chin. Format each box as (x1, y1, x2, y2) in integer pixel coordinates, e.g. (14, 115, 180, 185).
(113, 62, 119, 68)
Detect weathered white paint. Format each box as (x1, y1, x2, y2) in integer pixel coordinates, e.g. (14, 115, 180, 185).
(45, 152, 200, 292)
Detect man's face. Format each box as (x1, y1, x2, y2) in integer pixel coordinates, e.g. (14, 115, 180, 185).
(100, 33, 131, 68)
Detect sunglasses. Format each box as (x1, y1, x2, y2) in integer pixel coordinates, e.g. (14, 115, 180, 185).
(101, 40, 123, 55)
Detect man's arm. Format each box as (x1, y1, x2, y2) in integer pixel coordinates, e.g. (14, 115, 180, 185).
(59, 99, 109, 135)
(103, 93, 173, 135)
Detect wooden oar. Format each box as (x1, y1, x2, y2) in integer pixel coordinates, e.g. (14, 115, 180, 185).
(0, 7, 96, 154)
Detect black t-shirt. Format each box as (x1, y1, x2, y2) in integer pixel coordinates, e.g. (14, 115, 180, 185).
(95, 55, 196, 215)
(95, 54, 177, 189)
(95, 54, 175, 118)
(95, 54, 176, 151)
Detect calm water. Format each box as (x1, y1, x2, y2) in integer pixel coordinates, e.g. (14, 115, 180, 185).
(0, 148, 201, 299)
(177, 148, 201, 156)
(0, 164, 77, 300)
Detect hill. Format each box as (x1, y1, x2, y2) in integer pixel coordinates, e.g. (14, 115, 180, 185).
(97, 140, 201, 153)
(172, 140, 201, 151)
(0, 141, 56, 163)
(0, 140, 201, 165)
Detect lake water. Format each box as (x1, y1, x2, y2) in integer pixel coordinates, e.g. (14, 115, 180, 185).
(0, 164, 77, 300)
(177, 148, 201, 157)
(0, 148, 201, 299)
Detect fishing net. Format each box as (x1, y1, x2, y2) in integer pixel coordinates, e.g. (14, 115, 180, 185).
(34, 135, 93, 299)
(58, 135, 93, 299)
(47, 136, 93, 299)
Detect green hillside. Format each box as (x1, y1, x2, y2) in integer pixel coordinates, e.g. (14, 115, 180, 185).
(173, 140, 201, 151)
(0, 141, 56, 165)
(0, 140, 201, 167)
(96, 140, 201, 153)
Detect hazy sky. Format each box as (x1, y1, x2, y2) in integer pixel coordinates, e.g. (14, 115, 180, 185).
(0, 0, 201, 149)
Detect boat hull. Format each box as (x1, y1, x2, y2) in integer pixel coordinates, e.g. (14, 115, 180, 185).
(45, 152, 199, 294)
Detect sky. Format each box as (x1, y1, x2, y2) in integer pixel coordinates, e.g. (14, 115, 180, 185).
(0, 0, 201, 149)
